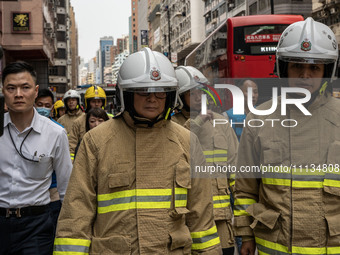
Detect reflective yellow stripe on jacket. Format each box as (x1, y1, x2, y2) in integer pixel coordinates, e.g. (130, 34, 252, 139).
(70, 153, 74, 161)
(229, 173, 236, 187)
(203, 150, 227, 163)
(54, 238, 91, 255)
(213, 195, 230, 209)
(97, 188, 187, 214)
(261, 167, 340, 189)
(256, 236, 340, 255)
(233, 198, 256, 216)
(191, 225, 220, 250)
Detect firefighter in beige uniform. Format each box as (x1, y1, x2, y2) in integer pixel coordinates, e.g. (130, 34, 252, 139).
(172, 66, 238, 254)
(234, 18, 340, 255)
(57, 89, 84, 135)
(68, 85, 107, 161)
(54, 48, 222, 254)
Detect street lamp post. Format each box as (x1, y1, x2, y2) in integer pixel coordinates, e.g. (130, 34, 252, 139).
(165, 5, 171, 60)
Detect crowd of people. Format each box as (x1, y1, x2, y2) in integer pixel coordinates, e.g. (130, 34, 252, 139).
(0, 17, 339, 255)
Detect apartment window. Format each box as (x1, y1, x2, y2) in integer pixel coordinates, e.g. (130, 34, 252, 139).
(249, 2, 257, 15)
(259, 0, 268, 10)
(133, 7, 135, 11)
(219, 3, 226, 14)
(205, 13, 211, 25)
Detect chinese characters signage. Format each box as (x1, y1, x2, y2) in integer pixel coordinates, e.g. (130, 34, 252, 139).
(12, 12, 30, 33)
(245, 34, 281, 43)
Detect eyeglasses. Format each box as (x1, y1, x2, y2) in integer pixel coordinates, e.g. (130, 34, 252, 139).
(136, 92, 167, 99)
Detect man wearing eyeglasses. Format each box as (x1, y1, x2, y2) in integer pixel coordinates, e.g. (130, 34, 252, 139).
(54, 48, 221, 254)
(0, 61, 72, 255)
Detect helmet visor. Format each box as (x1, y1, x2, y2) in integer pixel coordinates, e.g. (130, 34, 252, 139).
(279, 56, 336, 65)
(124, 87, 177, 93)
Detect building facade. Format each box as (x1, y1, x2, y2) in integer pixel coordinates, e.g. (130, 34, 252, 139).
(99, 36, 113, 84)
(0, 0, 57, 89)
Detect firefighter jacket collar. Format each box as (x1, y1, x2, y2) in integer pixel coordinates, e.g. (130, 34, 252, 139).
(122, 111, 167, 129)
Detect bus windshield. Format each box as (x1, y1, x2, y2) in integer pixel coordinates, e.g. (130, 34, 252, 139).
(233, 24, 288, 55)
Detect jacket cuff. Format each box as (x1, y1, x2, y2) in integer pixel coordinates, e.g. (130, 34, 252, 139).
(233, 216, 254, 237)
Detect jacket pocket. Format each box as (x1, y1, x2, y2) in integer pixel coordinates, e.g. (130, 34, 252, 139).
(247, 203, 281, 242)
(324, 141, 340, 196)
(325, 214, 340, 246)
(171, 160, 191, 218)
(175, 159, 191, 189)
(213, 178, 232, 221)
(108, 172, 130, 189)
(90, 235, 131, 255)
(25, 155, 53, 180)
(169, 224, 192, 254)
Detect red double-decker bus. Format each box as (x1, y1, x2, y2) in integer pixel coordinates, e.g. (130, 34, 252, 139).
(185, 15, 304, 109)
(185, 15, 304, 79)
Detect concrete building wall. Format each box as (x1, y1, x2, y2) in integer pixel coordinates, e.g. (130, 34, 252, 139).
(137, 0, 148, 50)
(0, 0, 57, 88)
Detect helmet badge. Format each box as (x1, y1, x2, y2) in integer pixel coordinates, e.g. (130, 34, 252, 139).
(150, 67, 161, 81)
(301, 39, 312, 51)
(193, 75, 200, 82)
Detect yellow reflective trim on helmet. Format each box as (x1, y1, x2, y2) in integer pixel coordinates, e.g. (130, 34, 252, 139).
(319, 81, 328, 95)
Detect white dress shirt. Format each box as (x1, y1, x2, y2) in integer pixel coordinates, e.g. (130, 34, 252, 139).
(0, 109, 72, 208)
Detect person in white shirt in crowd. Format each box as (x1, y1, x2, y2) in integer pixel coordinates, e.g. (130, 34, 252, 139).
(0, 61, 72, 255)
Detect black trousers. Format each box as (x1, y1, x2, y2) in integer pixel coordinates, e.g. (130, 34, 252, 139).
(0, 209, 54, 255)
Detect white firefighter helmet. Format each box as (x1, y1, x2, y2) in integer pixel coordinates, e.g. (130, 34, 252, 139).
(63, 89, 81, 104)
(175, 66, 208, 94)
(117, 47, 178, 115)
(276, 17, 339, 80)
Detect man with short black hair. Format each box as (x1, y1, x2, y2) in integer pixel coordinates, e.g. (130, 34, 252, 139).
(0, 61, 72, 254)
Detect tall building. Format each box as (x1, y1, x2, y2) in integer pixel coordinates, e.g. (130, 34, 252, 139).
(99, 36, 113, 83)
(148, 0, 161, 52)
(131, 0, 139, 53)
(160, 0, 205, 65)
(246, 0, 312, 16)
(203, 0, 233, 36)
(48, 0, 75, 96)
(0, 0, 57, 89)
(138, 0, 149, 50)
(69, 4, 79, 88)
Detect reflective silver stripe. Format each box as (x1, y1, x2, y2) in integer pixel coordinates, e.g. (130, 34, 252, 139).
(257, 243, 289, 255)
(97, 195, 171, 208)
(192, 232, 219, 244)
(54, 245, 90, 253)
(234, 204, 249, 211)
(175, 194, 187, 201)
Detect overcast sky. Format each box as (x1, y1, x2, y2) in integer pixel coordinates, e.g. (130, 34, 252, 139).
(70, 0, 131, 63)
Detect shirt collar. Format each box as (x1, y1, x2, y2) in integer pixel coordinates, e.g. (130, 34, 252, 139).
(4, 108, 43, 134)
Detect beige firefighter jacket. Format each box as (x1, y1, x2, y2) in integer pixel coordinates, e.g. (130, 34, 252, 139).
(54, 112, 222, 255)
(57, 109, 84, 135)
(172, 109, 238, 249)
(234, 91, 340, 254)
(68, 114, 86, 161)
